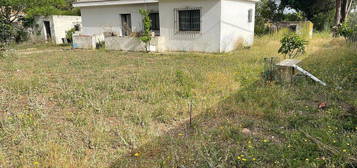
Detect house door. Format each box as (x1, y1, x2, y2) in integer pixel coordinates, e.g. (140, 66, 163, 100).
(121, 14, 132, 36)
(44, 21, 52, 40)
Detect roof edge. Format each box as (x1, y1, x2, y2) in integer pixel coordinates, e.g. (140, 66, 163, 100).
(73, 0, 159, 7)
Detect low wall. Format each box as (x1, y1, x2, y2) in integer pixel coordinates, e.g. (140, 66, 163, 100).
(105, 36, 158, 52)
(72, 35, 94, 49)
(72, 34, 104, 49)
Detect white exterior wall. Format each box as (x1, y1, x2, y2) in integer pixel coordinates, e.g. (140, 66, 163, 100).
(220, 0, 255, 52)
(33, 15, 81, 44)
(52, 16, 82, 44)
(158, 0, 221, 53)
(80, 4, 158, 36)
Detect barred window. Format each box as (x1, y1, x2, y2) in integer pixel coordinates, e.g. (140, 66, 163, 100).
(178, 9, 200, 31)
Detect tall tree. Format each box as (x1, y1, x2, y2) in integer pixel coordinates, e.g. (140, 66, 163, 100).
(336, 0, 342, 25)
(335, 0, 355, 25)
(281, 0, 336, 21)
(340, 0, 354, 23)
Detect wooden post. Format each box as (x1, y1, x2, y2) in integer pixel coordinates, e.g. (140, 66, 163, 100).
(189, 100, 193, 127)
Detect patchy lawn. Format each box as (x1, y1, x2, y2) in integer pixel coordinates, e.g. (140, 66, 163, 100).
(0, 34, 356, 168)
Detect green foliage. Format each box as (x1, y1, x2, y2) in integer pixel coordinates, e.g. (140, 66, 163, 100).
(0, 0, 78, 44)
(96, 41, 105, 49)
(139, 9, 152, 52)
(0, 22, 14, 43)
(175, 70, 195, 98)
(278, 33, 308, 58)
(338, 13, 357, 42)
(66, 28, 76, 43)
(280, 0, 335, 20)
(338, 22, 353, 39)
(255, 0, 284, 35)
(280, 0, 335, 31)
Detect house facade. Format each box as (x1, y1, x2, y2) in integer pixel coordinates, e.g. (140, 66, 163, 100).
(73, 0, 258, 52)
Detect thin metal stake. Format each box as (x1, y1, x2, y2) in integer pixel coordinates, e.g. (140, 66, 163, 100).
(189, 100, 193, 127)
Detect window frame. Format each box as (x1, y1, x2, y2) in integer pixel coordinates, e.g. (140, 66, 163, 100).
(248, 9, 253, 23)
(149, 12, 160, 31)
(174, 7, 202, 34)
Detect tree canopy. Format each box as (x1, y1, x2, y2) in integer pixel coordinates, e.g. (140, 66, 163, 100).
(0, 0, 78, 24)
(280, 0, 335, 21)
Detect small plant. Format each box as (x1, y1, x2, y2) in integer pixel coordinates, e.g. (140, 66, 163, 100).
(96, 41, 105, 49)
(278, 33, 308, 59)
(66, 28, 76, 44)
(337, 21, 357, 42)
(139, 9, 152, 52)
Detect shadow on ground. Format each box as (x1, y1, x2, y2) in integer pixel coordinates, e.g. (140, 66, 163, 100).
(110, 38, 357, 168)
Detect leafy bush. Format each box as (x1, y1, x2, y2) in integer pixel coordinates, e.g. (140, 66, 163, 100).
(66, 28, 76, 44)
(96, 41, 105, 49)
(139, 9, 152, 52)
(278, 33, 308, 59)
(338, 14, 357, 42)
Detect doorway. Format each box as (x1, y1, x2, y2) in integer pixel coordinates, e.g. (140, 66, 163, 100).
(43, 21, 52, 40)
(121, 14, 132, 36)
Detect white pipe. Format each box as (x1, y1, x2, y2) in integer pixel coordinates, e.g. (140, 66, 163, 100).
(293, 65, 327, 86)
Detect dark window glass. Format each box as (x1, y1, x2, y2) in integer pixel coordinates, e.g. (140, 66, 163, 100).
(179, 10, 200, 31)
(149, 13, 160, 31)
(248, 9, 253, 23)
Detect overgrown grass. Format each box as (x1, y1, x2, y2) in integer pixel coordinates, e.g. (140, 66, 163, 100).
(0, 33, 356, 168)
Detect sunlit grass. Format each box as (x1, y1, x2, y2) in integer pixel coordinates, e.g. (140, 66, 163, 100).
(0, 32, 356, 167)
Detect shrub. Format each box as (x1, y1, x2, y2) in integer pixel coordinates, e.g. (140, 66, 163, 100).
(139, 9, 152, 52)
(278, 33, 308, 59)
(338, 14, 357, 42)
(66, 28, 76, 44)
(96, 41, 105, 49)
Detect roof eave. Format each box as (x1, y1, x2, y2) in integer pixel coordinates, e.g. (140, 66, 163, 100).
(73, 0, 159, 8)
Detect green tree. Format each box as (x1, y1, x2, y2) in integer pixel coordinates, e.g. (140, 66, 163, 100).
(255, 0, 285, 35)
(0, 0, 78, 44)
(280, 0, 336, 30)
(278, 33, 308, 59)
(139, 9, 152, 52)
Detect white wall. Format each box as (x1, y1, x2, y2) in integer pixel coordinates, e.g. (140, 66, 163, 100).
(33, 15, 81, 44)
(220, 0, 256, 52)
(52, 16, 82, 44)
(158, 0, 222, 53)
(80, 4, 158, 36)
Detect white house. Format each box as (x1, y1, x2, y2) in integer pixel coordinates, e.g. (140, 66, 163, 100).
(32, 15, 82, 44)
(73, 0, 258, 53)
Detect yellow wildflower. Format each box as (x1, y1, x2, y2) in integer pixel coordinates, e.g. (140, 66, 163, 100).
(134, 153, 141, 157)
(33, 161, 39, 165)
(237, 156, 241, 160)
(263, 139, 268, 143)
(252, 158, 256, 161)
(178, 133, 184, 136)
(343, 149, 347, 152)
(242, 158, 247, 161)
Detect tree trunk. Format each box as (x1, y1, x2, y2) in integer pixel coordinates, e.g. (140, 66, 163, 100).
(335, 0, 342, 25)
(341, 0, 353, 23)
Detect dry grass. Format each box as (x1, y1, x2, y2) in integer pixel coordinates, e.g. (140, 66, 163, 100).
(0, 33, 356, 167)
